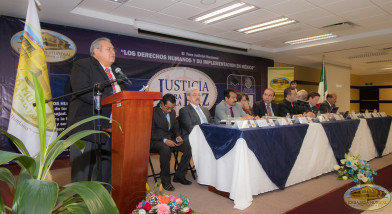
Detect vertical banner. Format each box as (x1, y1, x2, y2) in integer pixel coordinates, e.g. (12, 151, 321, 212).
(7, 0, 57, 157)
(268, 67, 294, 103)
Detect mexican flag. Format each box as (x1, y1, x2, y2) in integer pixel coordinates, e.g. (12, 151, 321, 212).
(318, 57, 327, 103)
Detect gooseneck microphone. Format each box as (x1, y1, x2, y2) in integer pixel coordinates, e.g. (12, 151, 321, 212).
(114, 67, 132, 85)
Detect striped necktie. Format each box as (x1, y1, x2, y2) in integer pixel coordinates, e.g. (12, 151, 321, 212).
(104, 67, 116, 94)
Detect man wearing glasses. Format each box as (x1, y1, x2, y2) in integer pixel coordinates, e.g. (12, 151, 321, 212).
(150, 93, 192, 191)
(253, 88, 279, 117)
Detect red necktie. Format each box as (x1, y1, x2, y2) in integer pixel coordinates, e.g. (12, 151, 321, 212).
(267, 104, 272, 116)
(291, 103, 294, 108)
(104, 68, 116, 94)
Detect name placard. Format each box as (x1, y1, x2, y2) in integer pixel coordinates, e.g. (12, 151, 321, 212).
(295, 117, 309, 124)
(233, 120, 250, 129)
(248, 120, 257, 128)
(275, 118, 288, 126)
(364, 113, 372, 118)
(333, 114, 342, 121)
(351, 113, 358, 119)
(380, 112, 387, 117)
(371, 113, 380, 118)
(256, 119, 269, 127)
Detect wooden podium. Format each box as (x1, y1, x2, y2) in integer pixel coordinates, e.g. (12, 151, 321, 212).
(101, 91, 162, 214)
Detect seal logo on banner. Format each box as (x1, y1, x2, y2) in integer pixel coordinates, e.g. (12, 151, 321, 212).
(147, 67, 217, 115)
(10, 29, 76, 63)
(344, 184, 391, 211)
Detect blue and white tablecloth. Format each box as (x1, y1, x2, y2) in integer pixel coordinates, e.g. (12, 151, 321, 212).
(189, 117, 392, 210)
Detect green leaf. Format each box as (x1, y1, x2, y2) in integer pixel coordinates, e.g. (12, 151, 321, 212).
(42, 130, 109, 180)
(48, 115, 115, 152)
(0, 151, 35, 174)
(0, 193, 6, 214)
(64, 181, 118, 214)
(0, 129, 30, 156)
(0, 168, 15, 188)
(12, 179, 58, 214)
(24, 69, 47, 160)
(62, 203, 90, 214)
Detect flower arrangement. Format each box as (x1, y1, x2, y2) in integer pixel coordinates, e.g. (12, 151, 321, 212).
(132, 183, 195, 214)
(334, 152, 377, 184)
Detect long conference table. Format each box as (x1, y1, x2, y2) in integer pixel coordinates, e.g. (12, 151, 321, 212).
(189, 117, 392, 210)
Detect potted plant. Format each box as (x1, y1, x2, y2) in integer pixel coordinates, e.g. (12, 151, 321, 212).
(0, 70, 119, 213)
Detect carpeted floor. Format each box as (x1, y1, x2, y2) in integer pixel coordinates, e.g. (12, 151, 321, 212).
(1, 154, 392, 214)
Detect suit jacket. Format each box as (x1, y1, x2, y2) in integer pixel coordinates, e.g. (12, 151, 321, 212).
(252, 100, 279, 117)
(278, 99, 300, 117)
(299, 103, 319, 114)
(214, 100, 247, 123)
(151, 105, 181, 144)
(179, 104, 212, 142)
(67, 57, 127, 142)
(319, 101, 334, 114)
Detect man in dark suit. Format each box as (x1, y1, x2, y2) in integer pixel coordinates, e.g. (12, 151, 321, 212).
(253, 88, 279, 117)
(179, 87, 212, 143)
(278, 87, 301, 117)
(67, 37, 127, 189)
(299, 92, 320, 117)
(151, 94, 192, 191)
(319, 92, 337, 113)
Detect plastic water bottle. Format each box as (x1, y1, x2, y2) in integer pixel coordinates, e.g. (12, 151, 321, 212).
(286, 113, 291, 122)
(365, 109, 369, 114)
(226, 114, 231, 126)
(317, 111, 321, 117)
(373, 109, 378, 113)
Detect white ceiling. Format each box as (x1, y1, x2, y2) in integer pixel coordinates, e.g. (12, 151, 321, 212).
(1, 0, 392, 75)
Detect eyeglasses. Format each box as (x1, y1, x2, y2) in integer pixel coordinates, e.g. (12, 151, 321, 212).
(163, 105, 175, 111)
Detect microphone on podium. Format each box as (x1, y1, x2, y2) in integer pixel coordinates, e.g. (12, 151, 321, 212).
(114, 67, 132, 85)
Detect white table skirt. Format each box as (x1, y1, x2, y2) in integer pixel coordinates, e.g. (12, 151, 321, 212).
(189, 118, 392, 210)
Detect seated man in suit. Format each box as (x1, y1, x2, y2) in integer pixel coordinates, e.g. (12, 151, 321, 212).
(296, 89, 308, 106)
(278, 87, 301, 117)
(319, 92, 337, 113)
(150, 94, 192, 191)
(179, 87, 212, 143)
(253, 88, 279, 117)
(298, 92, 320, 118)
(214, 88, 254, 123)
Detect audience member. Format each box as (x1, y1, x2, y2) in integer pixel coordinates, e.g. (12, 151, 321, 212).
(290, 80, 298, 92)
(296, 89, 308, 106)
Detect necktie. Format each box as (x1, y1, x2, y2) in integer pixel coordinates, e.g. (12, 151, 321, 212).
(229, 107, 234, 117)
(104, 68, 116, 94)
(291, 103, 294, 108)
(166, 113, 170, 130)
(196, 106, 208, 124)
(267, 104, 272, 116)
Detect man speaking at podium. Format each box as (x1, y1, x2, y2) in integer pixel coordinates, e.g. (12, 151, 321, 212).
(67, 37, 127, 189)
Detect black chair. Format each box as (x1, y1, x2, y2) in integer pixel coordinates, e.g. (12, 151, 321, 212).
(148, 151, 196, 183)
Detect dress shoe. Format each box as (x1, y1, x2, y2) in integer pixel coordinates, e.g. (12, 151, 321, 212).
(173, 176, 192, 185)
(162, 182, 175, 191)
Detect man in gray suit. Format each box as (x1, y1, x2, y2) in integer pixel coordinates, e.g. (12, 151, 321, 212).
(179, 87, 213, 143)
(214, 88, 253, 123)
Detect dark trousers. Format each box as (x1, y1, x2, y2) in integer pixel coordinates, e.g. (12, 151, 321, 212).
(70, 139, 111, 191)
(150, 140, 192, 184)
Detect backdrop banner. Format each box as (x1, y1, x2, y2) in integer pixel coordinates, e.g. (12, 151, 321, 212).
(0, 15, 273, 153)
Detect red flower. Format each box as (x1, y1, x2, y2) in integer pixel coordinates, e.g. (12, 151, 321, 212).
(144, 202, 151, 211)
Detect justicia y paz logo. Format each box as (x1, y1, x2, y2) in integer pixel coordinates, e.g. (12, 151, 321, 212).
(147, 67, 217, 116)
(344, 184, 391, 211)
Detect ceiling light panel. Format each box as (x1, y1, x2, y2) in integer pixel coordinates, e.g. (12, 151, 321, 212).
(191, 1, 258, 24)
(105, 0, 129, 3)
(285, 33, 337, 45)
(236, 17, 296, 34)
